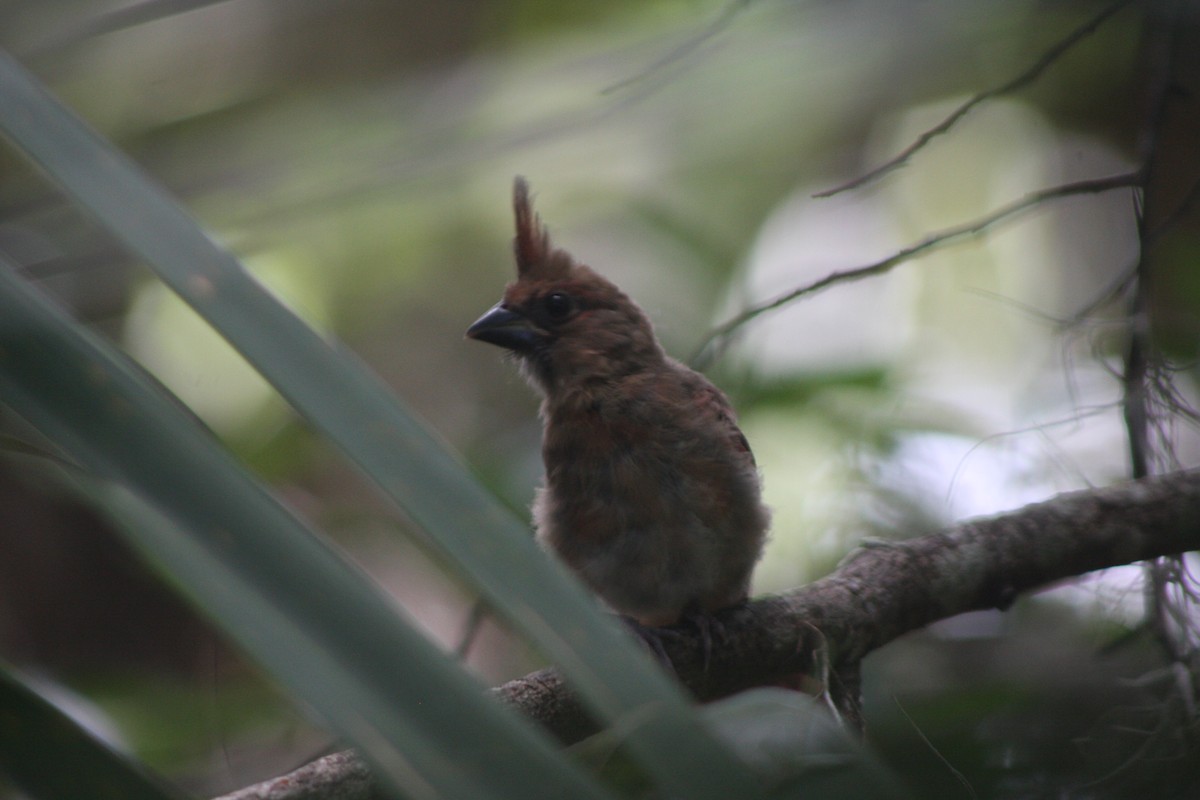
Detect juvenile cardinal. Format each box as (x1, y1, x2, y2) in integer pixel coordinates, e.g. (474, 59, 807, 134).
(467, 178, 770, 630)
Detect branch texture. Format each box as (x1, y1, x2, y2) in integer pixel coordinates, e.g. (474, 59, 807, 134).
(214, 751, 373, 800)
(217, 469, 1200, 800)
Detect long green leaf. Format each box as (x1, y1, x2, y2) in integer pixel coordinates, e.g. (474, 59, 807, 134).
(0, 47, 763, 797)
(0, 260, 611, 800)
(0, 662, 185, 800)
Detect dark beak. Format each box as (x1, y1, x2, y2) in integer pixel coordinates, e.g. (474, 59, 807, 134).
(466, 303, 539, 352)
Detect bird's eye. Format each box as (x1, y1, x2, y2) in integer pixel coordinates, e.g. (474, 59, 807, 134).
(543, 292, 574, 320)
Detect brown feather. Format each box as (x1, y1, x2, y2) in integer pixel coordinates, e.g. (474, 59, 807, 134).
(512, 176, 573, 281)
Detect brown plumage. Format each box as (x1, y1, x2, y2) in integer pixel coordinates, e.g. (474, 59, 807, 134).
(467, 178, 770, 627)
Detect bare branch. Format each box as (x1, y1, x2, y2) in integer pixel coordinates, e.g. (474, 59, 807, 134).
(213, 751, 373, 800)
(217, 469, 1200, 800)
(815, 0, 1135, 198)
(601, 0, 751, 95)
(1147, 172, 1200, 243)
(1122, 0, 1200, 677)
(1124, 0, 1180, 484)
(691, 172, 1140, 368)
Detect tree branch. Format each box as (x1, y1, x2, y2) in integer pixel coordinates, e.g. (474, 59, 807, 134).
(1123, 0, 1200, 685)
(691, 171, 1140, 368)
(815, 0, 1135, 198)
(214, 751, 373, 800)
(216, 469, 1200, 800)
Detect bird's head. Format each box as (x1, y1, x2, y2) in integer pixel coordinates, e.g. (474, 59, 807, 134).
(467, 178, 664, 397)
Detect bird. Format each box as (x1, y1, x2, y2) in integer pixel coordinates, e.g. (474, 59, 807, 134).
(467, 177, 770, 634)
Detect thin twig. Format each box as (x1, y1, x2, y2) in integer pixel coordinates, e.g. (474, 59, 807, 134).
(944, 403, 1118, 507)
(1067, 261, 1139, 325)
(1078, 699, 1181, 790)
(893, 697, 979, 800)
(601, 0, 751, 95)
(1147, 171, 1200, 243)
(1125, 0, 1189, 669)
(1121, 0, 1200, 729)
(1125, 204, 1151, 478)
(815, 0, 1135, 198)
(1065, 170, 1200, 327)
(691, 171, 1140, 368)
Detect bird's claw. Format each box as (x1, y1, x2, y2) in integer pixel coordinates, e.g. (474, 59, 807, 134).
(679, 602, 727, 673)
(619, 615, 681, 672)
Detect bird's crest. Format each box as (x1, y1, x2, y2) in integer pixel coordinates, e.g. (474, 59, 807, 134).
(513, 177, 574, 281)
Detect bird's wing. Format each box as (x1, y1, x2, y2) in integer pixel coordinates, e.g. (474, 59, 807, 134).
(677, 365, 757, 469)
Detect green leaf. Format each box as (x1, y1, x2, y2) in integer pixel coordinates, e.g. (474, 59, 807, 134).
(0, 46, 762, 798)
(703, 690, 908, 799)
(0, 663, 185, 800)
(0, 260, 610, 800)
(573, 689, 911, 800)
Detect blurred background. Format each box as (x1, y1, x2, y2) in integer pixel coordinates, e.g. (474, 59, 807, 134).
(2, 0, 1199, 797)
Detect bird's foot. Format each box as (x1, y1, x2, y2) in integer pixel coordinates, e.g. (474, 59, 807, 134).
(618, 615, 682, 672)
(679, 602, 727, 674)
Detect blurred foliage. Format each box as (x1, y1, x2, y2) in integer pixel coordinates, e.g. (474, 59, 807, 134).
(0, 663, 184, 800)
(1, 0, 1199, 797)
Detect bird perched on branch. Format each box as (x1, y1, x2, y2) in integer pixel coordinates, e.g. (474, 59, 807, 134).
(467, 178, 770, 632)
